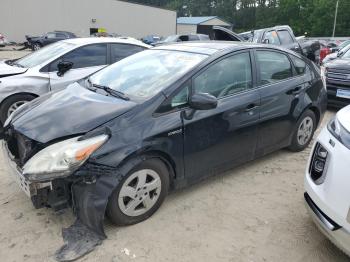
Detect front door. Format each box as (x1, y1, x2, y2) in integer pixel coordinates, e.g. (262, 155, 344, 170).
(48, 43, 108, 90)
(183, 51, 260, 182)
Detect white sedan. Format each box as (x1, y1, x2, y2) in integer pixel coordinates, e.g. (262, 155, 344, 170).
(305, 105, 350, 255)
(0, 37, 150, 124)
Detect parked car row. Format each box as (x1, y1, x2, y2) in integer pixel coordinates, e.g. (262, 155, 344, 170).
(25, 31, 77, 50)
(0, 29, 349, 259)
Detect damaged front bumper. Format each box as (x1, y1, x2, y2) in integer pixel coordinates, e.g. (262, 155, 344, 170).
(1, 141, 52, 199)
(1, 140, 122, 261)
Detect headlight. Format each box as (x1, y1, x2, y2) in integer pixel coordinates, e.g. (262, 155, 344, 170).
(23, 135, 108, 182)
(328, 117, 350, 150)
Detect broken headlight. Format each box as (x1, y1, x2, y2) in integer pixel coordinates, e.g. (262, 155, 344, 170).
(328, 117, 350, 150)
(23, 135, 108, 182)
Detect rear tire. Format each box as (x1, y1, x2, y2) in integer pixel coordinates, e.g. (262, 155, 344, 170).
(107, 158, 170, 226)
(0, 94, 36, 124)
(288, 109, 316, 152)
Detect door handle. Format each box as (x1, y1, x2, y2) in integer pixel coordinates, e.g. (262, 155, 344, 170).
(244, 103, 260, 112)
(287, 86, 303, 95)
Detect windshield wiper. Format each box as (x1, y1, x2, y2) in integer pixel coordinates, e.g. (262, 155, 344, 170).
(88, 79, 130, 101)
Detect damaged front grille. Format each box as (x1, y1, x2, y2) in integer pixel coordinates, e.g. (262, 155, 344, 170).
(4, 127, 40, 167)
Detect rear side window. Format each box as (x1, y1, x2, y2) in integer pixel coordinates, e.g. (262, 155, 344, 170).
(193, 52, 253, 98)
(290, 55, 306, 75)
(111, 44, 144, 63)
(277, 30, 294, 44)
(263, 31, 280, 45)
(256, 51, 292, 84)
(49, 44, 107, 71)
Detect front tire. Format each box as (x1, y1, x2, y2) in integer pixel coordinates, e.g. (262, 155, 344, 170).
(107, 158, 170, 226)
(289, 110, 316, 152)
(32, 42, 41, 51)
(0, 94, 36, 124)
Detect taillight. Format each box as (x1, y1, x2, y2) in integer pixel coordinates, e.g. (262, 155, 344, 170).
(309, 143, 328, 184)
(320, 47, 331, 63)
(0, 34, 4, 40)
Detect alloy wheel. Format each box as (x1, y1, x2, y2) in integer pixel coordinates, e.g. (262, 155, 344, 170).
(7, 101, 27, 118)
(33, 44, 41, 50)
(297, 116, 314, 146)
(118, 169, 162, 217)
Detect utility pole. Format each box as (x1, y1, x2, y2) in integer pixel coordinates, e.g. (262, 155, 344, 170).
(332, 0, 339, 38)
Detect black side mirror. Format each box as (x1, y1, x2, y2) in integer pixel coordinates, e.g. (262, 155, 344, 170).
(57, 61, 73, 77)
(189, 93, 218, 110)
(263, 39, 270, 44)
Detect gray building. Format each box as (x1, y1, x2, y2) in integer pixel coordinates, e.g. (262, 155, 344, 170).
(1, 0, 177, 42)
(177, 16, 232, 36)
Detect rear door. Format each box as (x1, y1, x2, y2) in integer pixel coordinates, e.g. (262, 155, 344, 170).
(255, 49, 306, 156)
(48, 43, 108, 90)
(183, 51, 260, 182)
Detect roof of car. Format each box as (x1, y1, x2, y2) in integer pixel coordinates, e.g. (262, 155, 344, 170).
(153, 41, 294, 55)
(62, 37, 151, 48)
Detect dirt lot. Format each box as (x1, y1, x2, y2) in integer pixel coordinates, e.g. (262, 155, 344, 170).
(0, 49, 347, 262)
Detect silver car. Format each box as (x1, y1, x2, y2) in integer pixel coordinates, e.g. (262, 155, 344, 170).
(0, 37, 150, 124)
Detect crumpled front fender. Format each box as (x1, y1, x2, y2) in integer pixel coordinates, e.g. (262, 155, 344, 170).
(55, 157, 145, 261)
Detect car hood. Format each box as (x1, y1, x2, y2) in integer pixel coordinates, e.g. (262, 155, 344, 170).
(338, 105, 350, 133)
(325, 58, 350, 70)
(0, 60, 27, 77)
(11, 82, 137, 143)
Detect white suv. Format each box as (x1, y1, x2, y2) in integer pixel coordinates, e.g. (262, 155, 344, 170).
(305, 105, 350, 256)
(0, 37, 150, 124)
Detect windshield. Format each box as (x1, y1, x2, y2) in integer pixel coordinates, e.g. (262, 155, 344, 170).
(89, 49, 207, 99)
(15, 41, 76, 68)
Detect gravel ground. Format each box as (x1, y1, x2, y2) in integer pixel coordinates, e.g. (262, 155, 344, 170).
(0, 49, 347, 262)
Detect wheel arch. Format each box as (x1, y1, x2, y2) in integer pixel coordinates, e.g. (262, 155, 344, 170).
(307, 105, 321, 127)
(0, 92, 39, 124)
(117, 149, 177, 189)
(0, 92, 39, 108)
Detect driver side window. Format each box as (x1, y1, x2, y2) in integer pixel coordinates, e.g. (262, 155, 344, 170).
(48, 44, 107, 72)
(193, 52, 253, 98)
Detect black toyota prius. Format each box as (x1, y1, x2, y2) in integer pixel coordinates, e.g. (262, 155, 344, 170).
(1, 42, 327, 238)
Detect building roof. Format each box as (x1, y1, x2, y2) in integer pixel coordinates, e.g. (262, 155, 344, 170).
(177, 16, 218, 25)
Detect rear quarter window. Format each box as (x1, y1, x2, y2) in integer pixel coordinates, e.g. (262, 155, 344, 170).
(256, 50, 293, 85)
(290, 55, 306, 75)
